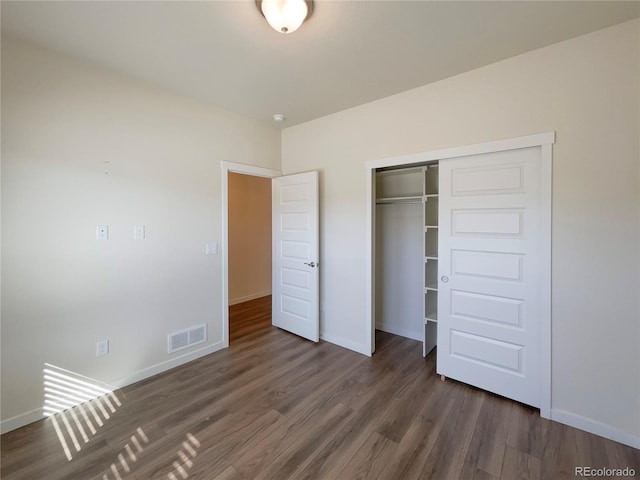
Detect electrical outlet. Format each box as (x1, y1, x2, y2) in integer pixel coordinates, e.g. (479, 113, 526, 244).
(96, 339, 109, 357)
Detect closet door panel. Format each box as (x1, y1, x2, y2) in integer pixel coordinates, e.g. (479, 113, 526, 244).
(437, 147, 543, 408)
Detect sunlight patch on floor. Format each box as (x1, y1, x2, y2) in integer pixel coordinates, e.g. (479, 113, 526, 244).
(42, 363, 122, 461)
(167, 433, 201, 480)
(101, 427, 150, 480)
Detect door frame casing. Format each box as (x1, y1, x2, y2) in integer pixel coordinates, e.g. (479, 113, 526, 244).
(365, 132, 554, 418)
(221, 161, 281, 348)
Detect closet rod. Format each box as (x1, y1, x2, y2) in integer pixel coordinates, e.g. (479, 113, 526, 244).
(376, 196, 422, 205)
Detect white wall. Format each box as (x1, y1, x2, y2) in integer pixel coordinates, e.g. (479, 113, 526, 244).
(282, 20, 640, 443)
(375, 202, 423, 341)
(228, 172, 271, 304)
(0, 37, 280, 429)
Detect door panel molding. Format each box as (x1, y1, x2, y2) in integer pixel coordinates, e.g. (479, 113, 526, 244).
(438, 148, 543, 408)
(272, 171, 320, 342)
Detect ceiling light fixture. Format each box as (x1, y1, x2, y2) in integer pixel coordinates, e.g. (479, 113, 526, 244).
(256, 0, 313, 34)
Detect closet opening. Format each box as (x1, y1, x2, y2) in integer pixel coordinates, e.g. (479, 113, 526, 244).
(366, 132, 554, 417)
(374, 162, 439, 358)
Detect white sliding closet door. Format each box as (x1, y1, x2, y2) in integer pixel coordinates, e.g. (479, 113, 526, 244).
(437, 147, 544, 408)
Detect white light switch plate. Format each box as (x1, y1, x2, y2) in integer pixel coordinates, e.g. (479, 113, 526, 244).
(134, 225, 145, 240)
(206, 242, 218, 255)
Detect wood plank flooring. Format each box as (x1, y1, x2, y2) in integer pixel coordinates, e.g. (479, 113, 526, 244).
(2, 295, 639, 479)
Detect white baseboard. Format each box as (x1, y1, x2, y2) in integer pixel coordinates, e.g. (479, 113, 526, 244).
(110, 341, 225, 389)
(375, 323, 422, 342)
(0, 340, 225, 434)
(229, 291, 271, 306)
(320, 332, 371, 357)
(551, 409, 640, 449)
(1, 408, 44, 435)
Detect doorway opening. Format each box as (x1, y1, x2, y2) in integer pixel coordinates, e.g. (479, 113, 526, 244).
(228, 172, 273, 341)
(221, 162, 281, 347)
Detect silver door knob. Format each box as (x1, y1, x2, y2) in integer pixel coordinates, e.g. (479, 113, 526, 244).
(304, 262, 317, 268)
(441, 275, 449, 283)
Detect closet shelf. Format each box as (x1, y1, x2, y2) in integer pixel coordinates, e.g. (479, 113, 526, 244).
(377, 166, 423, 175)
(423, 162, 439, 357)
(424, 313, 438, 323)
(376, 196, 422, 204)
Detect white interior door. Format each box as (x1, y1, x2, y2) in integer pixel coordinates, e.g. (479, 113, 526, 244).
(272, 171, 319, 342)
(438, 147, 543, 408)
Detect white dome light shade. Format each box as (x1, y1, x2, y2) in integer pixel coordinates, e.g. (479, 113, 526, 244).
(260, 0, 310, 34)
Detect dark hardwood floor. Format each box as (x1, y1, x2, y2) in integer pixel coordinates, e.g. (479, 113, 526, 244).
(2, 295, 639, 479)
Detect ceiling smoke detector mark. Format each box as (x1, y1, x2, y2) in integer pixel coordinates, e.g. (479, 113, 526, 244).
(273, 114, 286, 123)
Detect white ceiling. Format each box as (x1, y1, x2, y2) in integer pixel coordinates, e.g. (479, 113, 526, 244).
(2, 1, 639, 127)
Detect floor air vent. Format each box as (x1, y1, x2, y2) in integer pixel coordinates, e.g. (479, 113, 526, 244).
(168, 324, 207, 354)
